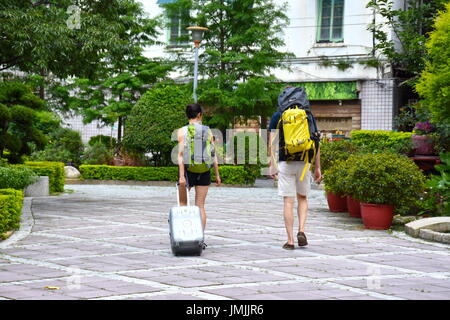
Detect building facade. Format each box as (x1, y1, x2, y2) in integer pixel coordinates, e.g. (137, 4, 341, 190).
(61, 0, 405, 141)
(140, 0, 405, 136)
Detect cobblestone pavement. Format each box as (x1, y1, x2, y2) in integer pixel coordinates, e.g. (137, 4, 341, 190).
(0, 185, 449, 300)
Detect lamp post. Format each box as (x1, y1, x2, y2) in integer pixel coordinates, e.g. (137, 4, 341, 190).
(187, 26, 208, 103)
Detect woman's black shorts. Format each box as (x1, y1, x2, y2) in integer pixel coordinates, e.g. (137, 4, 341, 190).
(185, 170, 211, 187)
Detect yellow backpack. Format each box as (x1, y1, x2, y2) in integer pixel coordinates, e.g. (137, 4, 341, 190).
(278, 106, 317, 181)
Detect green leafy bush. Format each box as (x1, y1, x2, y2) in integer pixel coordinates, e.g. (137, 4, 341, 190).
(0, 167, 38, 190)
(17, 161, 65, 193)
(323, 159, 350, 195)
(82, 142, 114, 165)
(424, 152, 450, 216)
(345, 153, 426, 214)
(30, 127, 84, 166)
(320, 139, 359, 173)
(0, 188, 24, 237)
(122, 83, 192, 166)
(351, 130, 413, 154)
(0, 158, 8, 167)
(79, 165, 256, 185)
(88, 135, 117, 148)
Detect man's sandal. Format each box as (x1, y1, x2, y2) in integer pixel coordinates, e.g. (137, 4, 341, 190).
(297, 232, 308, 247)
(282, 243, 295, 250)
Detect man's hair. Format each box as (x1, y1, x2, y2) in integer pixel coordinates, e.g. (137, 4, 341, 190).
(186, 103, 203, 119)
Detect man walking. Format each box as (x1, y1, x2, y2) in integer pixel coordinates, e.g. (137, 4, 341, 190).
(268, 87, 322, 250)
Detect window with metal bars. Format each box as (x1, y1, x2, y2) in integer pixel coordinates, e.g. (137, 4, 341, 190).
(317, 0, 344, 43)
(165, 7, 190, 46)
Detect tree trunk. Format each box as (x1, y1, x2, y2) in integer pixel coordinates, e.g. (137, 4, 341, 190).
(117, 116, 122, 143)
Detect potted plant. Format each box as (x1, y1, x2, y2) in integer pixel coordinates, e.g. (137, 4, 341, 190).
(323, 160, 348, 212)
(412, 121, 437, 155)
(347, 153, 426, 229)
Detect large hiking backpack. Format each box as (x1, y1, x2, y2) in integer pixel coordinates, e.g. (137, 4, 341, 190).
(184, 123, 214, 174)
(276, 87, 320, 181)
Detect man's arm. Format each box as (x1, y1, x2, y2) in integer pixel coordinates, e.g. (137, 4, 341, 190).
(314, 144, 322, 184)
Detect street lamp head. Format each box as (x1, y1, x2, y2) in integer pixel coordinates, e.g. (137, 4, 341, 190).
(187, 26, 208, 47)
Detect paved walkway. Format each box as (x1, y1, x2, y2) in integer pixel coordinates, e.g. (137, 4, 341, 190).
(0, 185, 449, 300)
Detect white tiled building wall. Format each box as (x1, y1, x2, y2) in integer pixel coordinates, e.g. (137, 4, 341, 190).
(359, 79, 395, 131)
(61, 115, 118, 144)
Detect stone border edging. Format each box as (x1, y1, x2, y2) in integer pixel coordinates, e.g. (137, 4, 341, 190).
(405, 217, 450, 244)
(0, 197, 34, 249)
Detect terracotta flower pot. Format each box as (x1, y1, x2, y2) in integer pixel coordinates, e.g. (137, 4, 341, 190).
(326, 191, 347, 212)
(360, 203, 394, 230)
(412, 134, 436, 155)
(346, 196, 361, 218)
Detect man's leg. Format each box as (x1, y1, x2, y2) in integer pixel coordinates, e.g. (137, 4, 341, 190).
(195, 185, 209, 230)
(283, 196, 295, 245)
(296, 193, 309, 246)
(297, 193, 308, 233)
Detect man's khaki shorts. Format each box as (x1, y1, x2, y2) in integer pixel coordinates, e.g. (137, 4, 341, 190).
(277, 161, 311, 197)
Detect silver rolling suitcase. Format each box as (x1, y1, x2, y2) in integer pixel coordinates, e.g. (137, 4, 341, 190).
(169, 184, 204, 256)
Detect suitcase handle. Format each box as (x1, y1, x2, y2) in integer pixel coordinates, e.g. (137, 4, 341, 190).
(176, 183, 190, 207)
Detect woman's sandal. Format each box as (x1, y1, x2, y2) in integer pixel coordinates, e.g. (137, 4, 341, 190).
(282, 243, 295, 250)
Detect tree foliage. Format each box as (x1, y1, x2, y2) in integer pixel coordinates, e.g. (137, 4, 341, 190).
(53, 57, 173, 142)
(367, 0, 448, 80)
(122, 83, 192, 166)
(415, 2, 450, 125)
(0, 82, 47, 163)
(0, 0, 158, 79)
(164, 0, 293, 129)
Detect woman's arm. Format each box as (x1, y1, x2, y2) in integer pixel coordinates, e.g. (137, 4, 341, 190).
(211, 135, 221, 186)
(177, 129, 186, 186)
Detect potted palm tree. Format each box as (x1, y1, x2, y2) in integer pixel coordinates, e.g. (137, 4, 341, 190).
(347, 153, 426, 229)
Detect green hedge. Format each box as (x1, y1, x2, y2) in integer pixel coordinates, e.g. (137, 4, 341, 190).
(80, 165, 178, 181)
(351, 130, 413, 154)
(79, 165, 257, 185)
(17, 161, 65, 193)
(0, 189, 24, 237)
(0, 166, 38, 190)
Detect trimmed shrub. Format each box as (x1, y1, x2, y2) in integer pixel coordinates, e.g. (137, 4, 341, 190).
(0, 189, 24, 237)
(0, 166, 38, 190)
(345, 152, 426, 215)
(80, 165, 178, 181)
(323, 159, 351, 195)
(351, 130, 413, 154)
(79, 165, 257, 185)
(122, 83, 192, 166)
(19, 161, 65, 193)
(320, 139, 359, 173)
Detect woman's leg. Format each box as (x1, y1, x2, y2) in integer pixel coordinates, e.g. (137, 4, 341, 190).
(195, 185, 209, 230)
